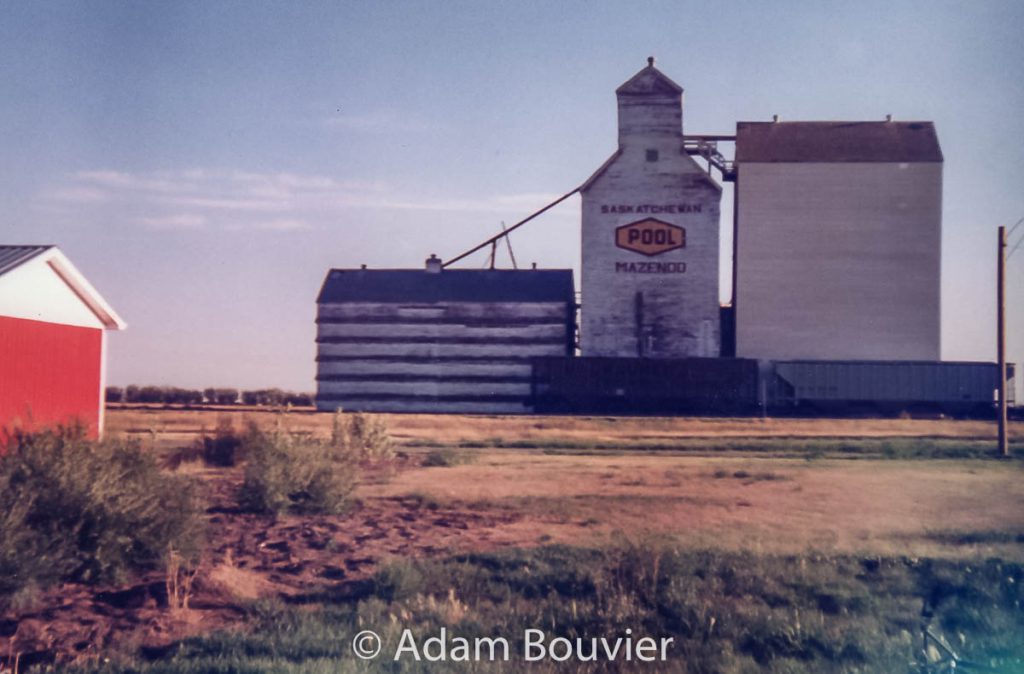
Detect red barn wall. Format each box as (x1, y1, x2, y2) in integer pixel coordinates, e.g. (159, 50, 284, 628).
(0, 315, 103, 437)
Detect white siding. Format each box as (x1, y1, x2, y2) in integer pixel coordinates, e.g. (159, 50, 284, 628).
(581, 152, 721, 358)
(735, 161, 942, 360)
(0, 257, 106, 329)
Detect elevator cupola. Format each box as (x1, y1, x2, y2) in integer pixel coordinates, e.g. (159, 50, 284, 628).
(615, 56, 685, 150)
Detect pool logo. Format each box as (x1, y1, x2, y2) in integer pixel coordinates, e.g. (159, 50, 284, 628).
(615, 218, 686, 256)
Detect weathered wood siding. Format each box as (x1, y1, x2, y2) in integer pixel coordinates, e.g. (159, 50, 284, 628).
(316, 301, 572, 413)
(735, 162, 942, 361)
(580, 65, 722, 359)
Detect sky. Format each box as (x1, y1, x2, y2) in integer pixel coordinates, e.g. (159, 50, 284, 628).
(2, 0, 1022, 396)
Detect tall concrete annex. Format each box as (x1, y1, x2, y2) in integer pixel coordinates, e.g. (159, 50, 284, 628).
(580, 59, 722, 359)
(733, 121, 943, 361)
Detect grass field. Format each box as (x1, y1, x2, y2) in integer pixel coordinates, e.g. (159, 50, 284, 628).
(3, 408, 1022, 673)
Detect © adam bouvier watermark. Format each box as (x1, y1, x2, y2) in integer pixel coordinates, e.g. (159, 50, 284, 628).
(351, 630, 383, 660)
(350, 627, 674, 663)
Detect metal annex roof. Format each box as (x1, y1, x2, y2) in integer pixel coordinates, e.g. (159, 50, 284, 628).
(318, 268, 575, 304)
(736, 121, 943, 163)
(0, 245, 53, 277)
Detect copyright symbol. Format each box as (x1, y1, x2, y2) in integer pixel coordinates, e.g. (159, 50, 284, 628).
(352, 630, 382, 659)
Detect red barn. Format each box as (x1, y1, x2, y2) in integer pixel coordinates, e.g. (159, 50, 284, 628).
(0, 245, 125, 438)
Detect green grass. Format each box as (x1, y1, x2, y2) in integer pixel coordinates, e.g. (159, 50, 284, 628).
(70, 543, 1024, 673)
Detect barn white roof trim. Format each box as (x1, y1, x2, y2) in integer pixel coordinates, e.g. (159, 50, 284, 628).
(0, 245, 126, 330)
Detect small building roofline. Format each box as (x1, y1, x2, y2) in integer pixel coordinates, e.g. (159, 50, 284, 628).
(0, 245, 126, 330)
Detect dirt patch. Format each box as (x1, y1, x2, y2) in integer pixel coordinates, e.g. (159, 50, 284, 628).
(0, 463, 522, 669)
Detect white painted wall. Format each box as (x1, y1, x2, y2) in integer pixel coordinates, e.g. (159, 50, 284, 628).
(581, 97, 721, 358)
(735, 161, 942, 361)
(0, 256, 106, 329)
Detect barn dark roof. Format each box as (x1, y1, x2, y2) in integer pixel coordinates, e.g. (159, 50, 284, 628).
(0, 245, 53, 277)
(736, 121, 943, 163)
(317, 268, 576, 304)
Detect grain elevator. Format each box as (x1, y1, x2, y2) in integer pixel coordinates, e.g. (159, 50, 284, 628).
(580, 58, 722, 358)
(316, 59, 1010, 416)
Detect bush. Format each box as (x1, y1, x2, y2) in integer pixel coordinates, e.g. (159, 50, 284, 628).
(332, 411, 394, 461)
(422, 448, 475, 467)
(238, 426, 356, 516)
(198, 415, 244, 467)
(0, 426, 204, 606)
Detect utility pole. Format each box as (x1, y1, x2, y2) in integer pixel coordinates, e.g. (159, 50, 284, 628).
(997, 225, 1008, 457)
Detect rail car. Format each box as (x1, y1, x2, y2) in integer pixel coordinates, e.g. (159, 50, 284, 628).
(530, 357, 1014, 417)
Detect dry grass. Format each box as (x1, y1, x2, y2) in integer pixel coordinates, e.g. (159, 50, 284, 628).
(105, 406, 1023, 453)
(360, 452, 1024, 559)
(204, 551, 275, 602)
(101, 409, 1024, 562)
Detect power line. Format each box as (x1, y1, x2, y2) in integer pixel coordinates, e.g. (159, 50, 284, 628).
(1007, 217, 1024, 260)
(1008, 216, 1023, 237)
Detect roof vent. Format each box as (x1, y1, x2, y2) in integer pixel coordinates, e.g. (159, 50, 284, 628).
(425, 254, 442, 274)
(772, 114, 780, 123)
(647, 56, 655, 67)
(885, 114, 893, 122)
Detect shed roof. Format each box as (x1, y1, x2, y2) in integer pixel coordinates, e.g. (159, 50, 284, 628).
(318, 268, 575, 304)
(0, 245, 52, 277)
(736, 121, 943, 163)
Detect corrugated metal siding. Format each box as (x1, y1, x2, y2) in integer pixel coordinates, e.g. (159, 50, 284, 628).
(0, 315, 102, 436)
(316, 299, 574, 414)
(735, 162, 941, 361)
(772, 360, 1006, 406)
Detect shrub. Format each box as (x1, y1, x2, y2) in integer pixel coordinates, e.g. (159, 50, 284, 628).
(422, 448, 475, 467)
(198, 415, 243, 467)
(0, 425, 204, 606)
(238, 426, 356, 516)
(372, 558, 425, 601)
(332, 411, 394, 461)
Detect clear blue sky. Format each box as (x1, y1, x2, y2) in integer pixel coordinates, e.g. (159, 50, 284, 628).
(2, 0, 1022, 395)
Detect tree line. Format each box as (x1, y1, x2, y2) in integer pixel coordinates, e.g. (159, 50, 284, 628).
(105, 386, 314, 407)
